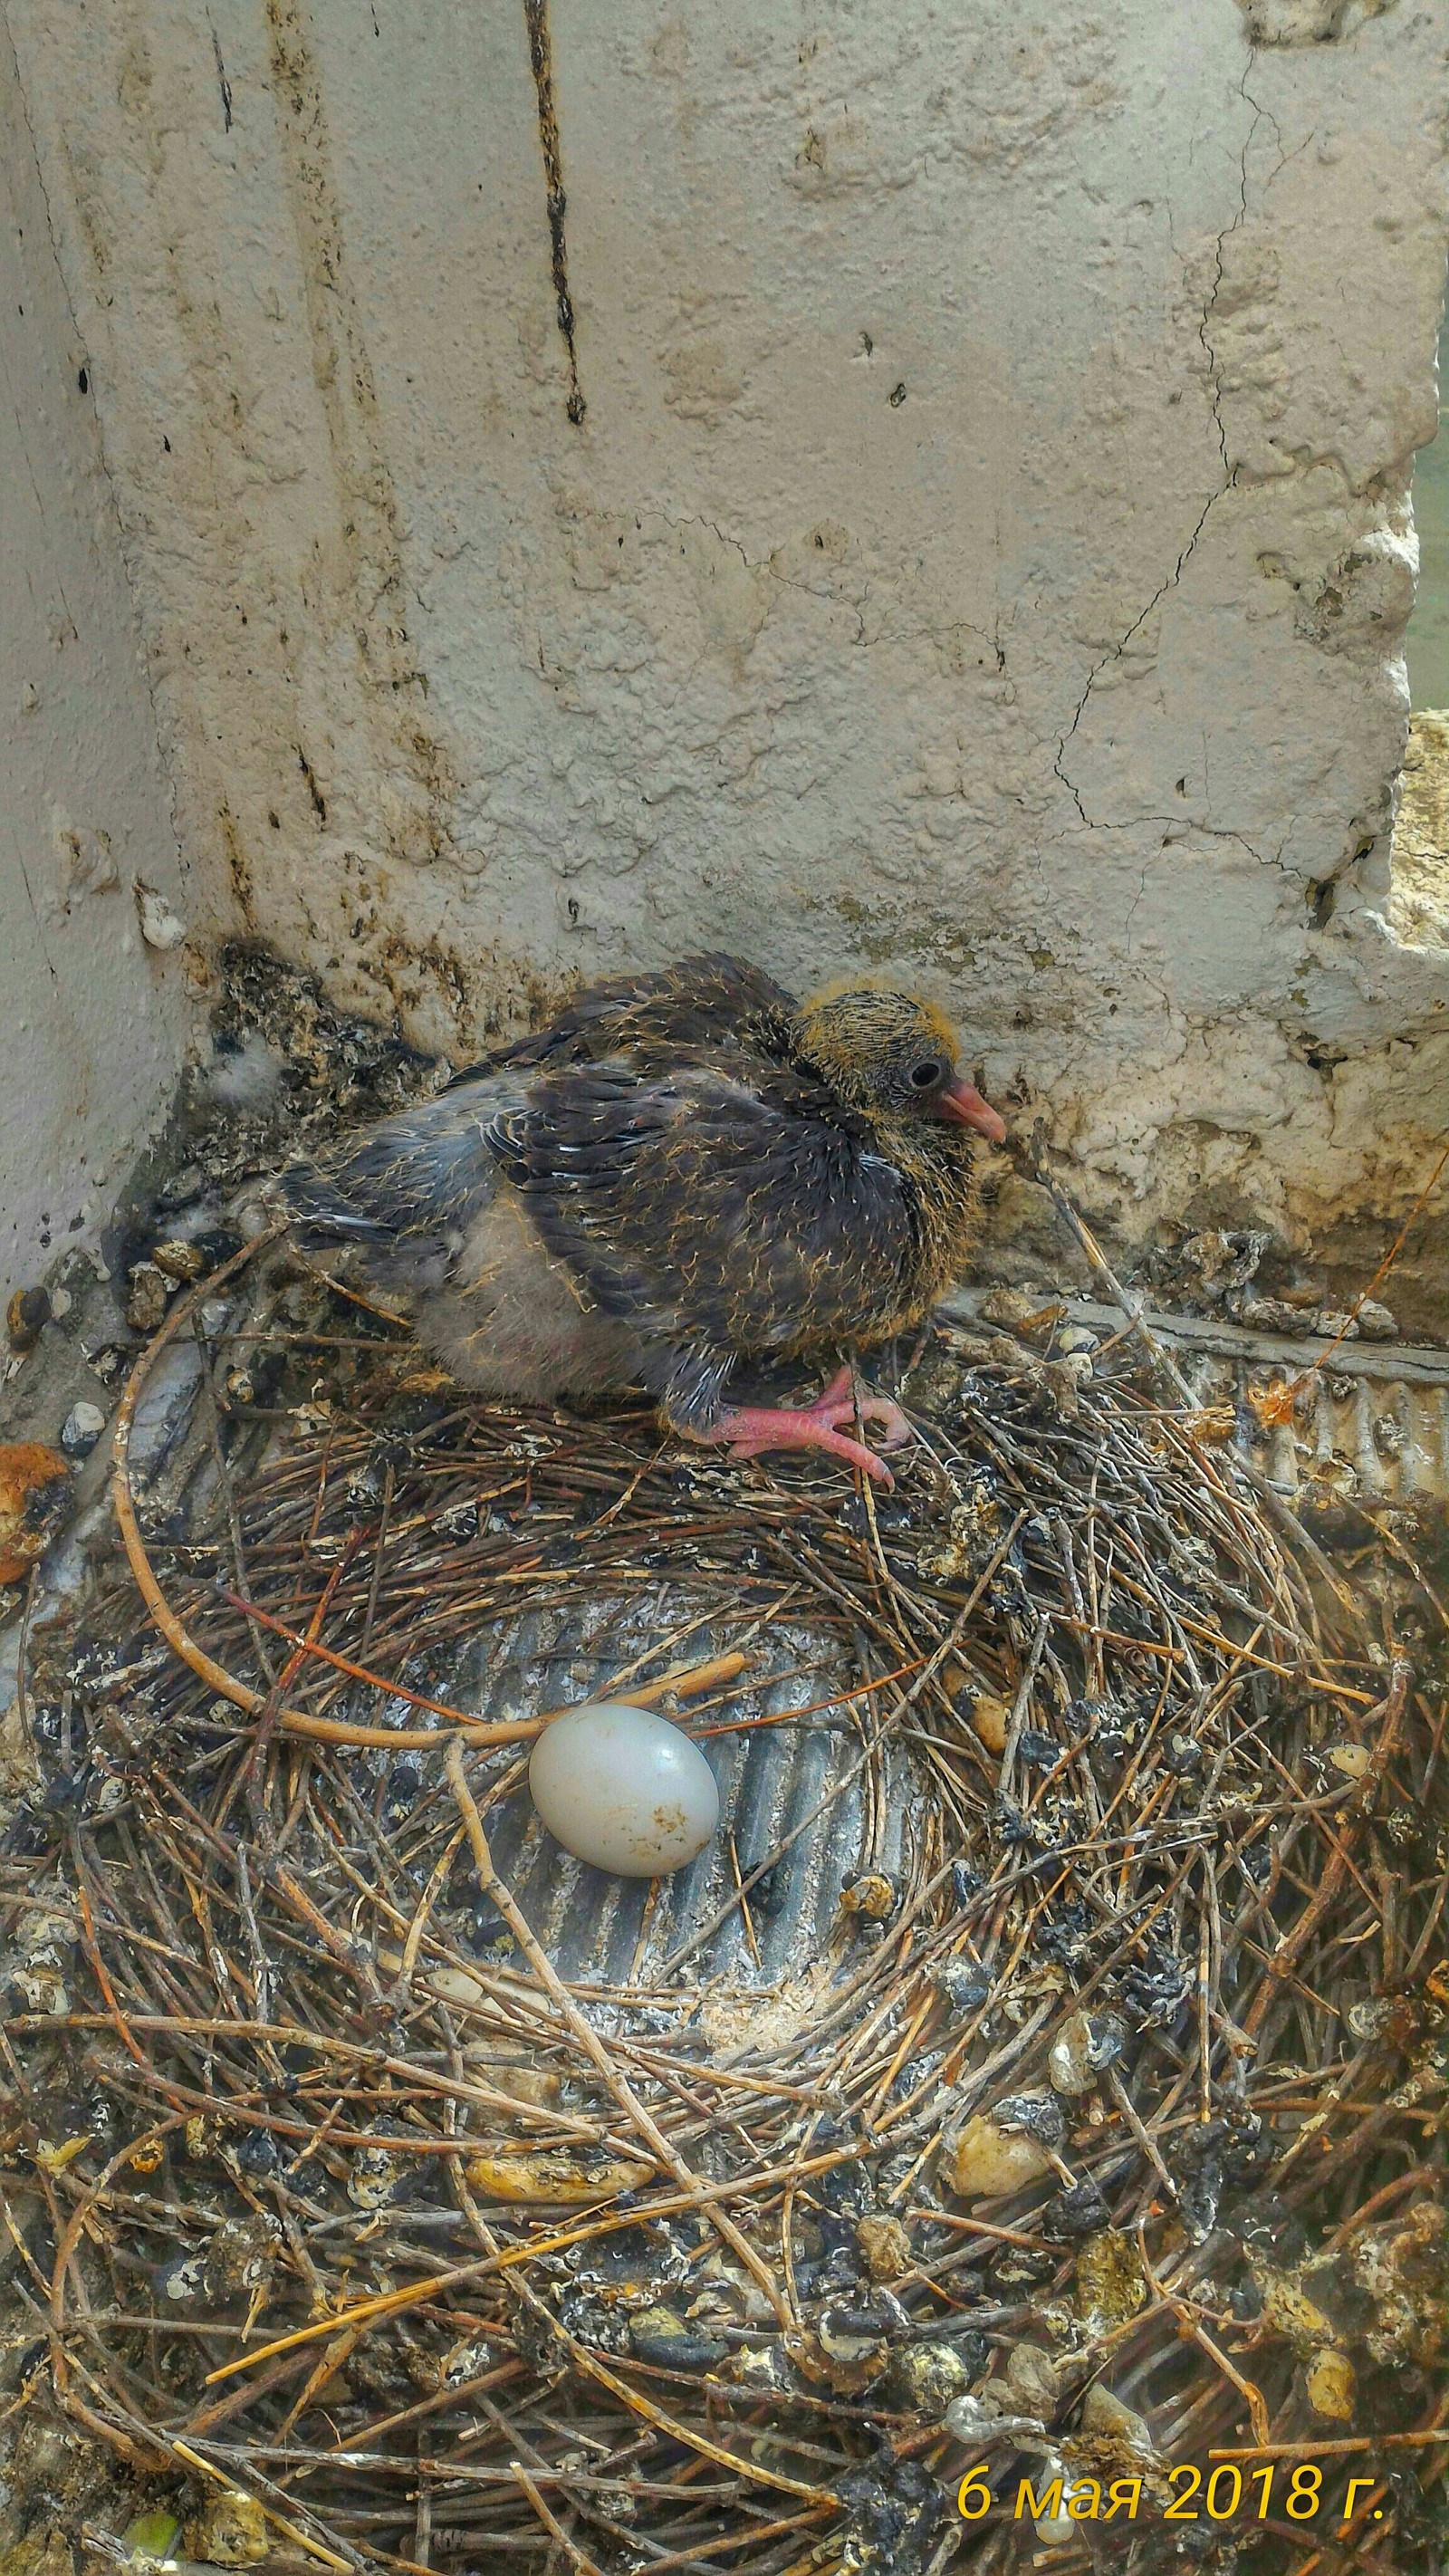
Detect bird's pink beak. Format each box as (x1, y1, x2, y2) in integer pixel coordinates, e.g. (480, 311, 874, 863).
(936, 1074, 1008, 1144)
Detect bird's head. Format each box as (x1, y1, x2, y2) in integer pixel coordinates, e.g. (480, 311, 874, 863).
(792, 985, 1008, 1144)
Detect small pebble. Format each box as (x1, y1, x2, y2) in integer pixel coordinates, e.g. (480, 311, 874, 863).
(152, 1238, 206, 1283)
(1056, 1325, 1099, 1357)
(1328, 1742, 1371, 1779)
(947, 2113, 1052, 2199)
(60, 1403, 106, 1459)
(1355, 1299, 1398, 1341)
(1080, 2382, 1155, 2453)
(125, 1262, 173, 1333)
(840, 1872, 896, 1921)
(6, 1285, 50, 1352)
(1304, 2344, 1356, 2421)
(970, 1691, 1010, 1755)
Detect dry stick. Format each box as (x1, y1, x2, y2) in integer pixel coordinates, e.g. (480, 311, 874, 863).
(214, 1591, 750, 1748)
(1208, 2433, 1449, 2460)
(203, 2129, 874, 2398)
(658, 1513, 1029, 1979)
(444, 1739, 791, 2331)
(996, 1614, 1051, 1799)
(508, 2275, 833, 2508)
(509, 2465, 606, 2576)
(1022, 1143, 1361, 1625)
(446, 2154, 831, 2515)
(1244, 1658, 1410, 2043)
(111, 1249, 748, 1748)
(1136, 2218, 1270, 2450)
(635, 2508, 833, 2571)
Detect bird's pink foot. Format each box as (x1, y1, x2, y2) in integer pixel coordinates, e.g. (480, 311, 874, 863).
(695, 1368, 913, 1486)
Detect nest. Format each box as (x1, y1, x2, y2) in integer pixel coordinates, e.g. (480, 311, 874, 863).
(1, 1234, 1445, 2576)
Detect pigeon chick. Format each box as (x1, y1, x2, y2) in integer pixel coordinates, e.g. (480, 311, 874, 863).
(279, 954, 1006, 1483)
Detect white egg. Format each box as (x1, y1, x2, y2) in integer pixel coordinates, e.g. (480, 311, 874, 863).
(528, 1702, 720, 1879)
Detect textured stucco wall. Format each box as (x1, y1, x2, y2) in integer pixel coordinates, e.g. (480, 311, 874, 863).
(4, 0, 1448, 1301)
(0, 26, 195, 1313)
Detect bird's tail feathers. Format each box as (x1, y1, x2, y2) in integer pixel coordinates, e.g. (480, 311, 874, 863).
(278, 1085, 516, 1261)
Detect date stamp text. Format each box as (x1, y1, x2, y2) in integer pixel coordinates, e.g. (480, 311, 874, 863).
(956, 2463, 1386, 2525)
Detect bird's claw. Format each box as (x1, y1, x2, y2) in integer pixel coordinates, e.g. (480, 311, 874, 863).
(705, 1369, 915, 1487)
(811, 1366, 913, 1451)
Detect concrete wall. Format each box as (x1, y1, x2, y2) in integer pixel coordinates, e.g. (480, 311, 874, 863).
(1406, 306, 1449, 708)
(3, 0, 1448, 1302)
(0, 25, 195, 1313)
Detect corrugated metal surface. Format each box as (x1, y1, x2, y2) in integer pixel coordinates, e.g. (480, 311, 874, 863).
(943, 1288, 1449, 1504)
(437, 1604, 913, 1990)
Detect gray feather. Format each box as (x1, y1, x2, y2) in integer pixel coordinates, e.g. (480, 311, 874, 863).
(280, 1077, 523, 1279)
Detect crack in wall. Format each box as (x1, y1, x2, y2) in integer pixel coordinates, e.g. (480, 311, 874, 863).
(208, 20, 233, 134)
(660, 513, 1003, 664)
(522, 0, 585, 427)
(1053, 53, 1271, 839)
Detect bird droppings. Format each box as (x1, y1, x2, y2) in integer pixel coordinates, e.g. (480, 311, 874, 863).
(58, 1401, 105, 1459)
(132, 879, 188, 951)
(178, 2492, 268, 2567)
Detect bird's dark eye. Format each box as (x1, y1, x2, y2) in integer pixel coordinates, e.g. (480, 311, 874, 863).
(909, 1058, 944, 1090)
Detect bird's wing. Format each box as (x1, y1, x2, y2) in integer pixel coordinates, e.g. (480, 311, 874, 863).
(280, 1079, 521, 1262)
(486, 1061, 917, 1425)
(466, 954, 799, 1075)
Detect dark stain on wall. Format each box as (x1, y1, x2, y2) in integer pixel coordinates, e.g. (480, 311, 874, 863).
(522, 0, 586, 425)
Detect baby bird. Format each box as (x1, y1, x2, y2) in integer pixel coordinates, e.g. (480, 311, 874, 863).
(279, 955, 1007, 1483)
